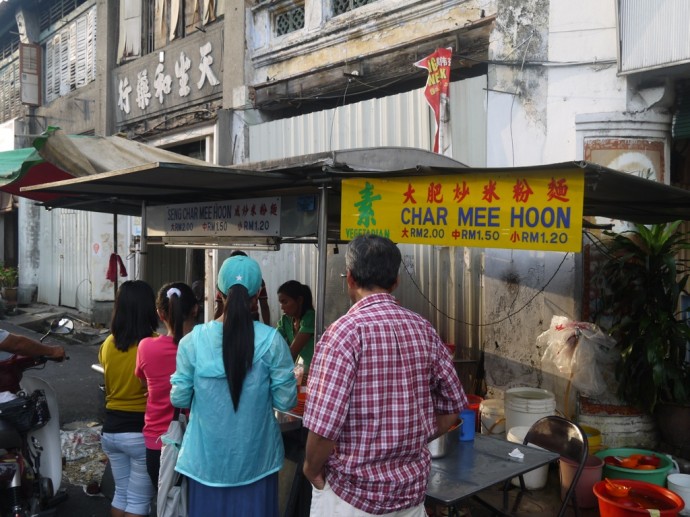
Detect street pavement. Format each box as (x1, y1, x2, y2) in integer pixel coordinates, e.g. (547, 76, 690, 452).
(0, 306, 112, 516)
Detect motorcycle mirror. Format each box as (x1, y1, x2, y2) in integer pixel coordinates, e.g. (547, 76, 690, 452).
(49, 318, 74, 335)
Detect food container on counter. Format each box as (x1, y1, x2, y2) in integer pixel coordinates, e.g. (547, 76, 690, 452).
(428, 419, 462, 459)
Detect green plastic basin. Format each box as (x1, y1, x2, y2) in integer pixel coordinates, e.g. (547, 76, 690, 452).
(594, 447, 672, 486)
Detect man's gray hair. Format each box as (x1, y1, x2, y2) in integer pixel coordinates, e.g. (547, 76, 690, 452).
(345, 235, 401, 290)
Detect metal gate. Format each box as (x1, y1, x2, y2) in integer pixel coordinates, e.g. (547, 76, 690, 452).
(58, 208, 90, 310)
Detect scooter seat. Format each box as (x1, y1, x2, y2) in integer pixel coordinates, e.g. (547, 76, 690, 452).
(0, 417, 22, 449)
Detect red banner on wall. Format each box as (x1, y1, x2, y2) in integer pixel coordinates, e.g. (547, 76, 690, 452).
(414, 47, 453, 156)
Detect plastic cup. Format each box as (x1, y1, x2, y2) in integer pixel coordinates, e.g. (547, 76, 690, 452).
(459, 409, 475, 441)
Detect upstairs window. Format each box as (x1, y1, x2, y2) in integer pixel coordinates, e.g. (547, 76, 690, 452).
(0, 58, 21, 122)
(333, 0, 378, 16)
(39, 0, 90, 32)
(118, 0, 224, 63)
(275, 5, 305, 36)
(44, 5, 97, 103)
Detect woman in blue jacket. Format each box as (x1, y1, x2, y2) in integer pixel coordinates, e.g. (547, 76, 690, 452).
(170, 255, 297, 516)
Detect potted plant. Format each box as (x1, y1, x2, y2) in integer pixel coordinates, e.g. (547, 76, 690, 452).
(0, 265, 18, 303)
(592, 221, 690, 451)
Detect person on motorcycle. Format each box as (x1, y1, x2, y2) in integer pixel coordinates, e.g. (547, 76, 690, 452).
(0, 330, 66, 393)
(0, 330, 66, 361)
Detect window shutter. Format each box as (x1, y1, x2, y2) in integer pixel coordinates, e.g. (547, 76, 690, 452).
(673, 83, 690, 139)
(75, 16, 87, 87)
(186, 0, 201, 35)
(86, 7, 96, 82)
(43, 6, 97, 103)
(118, 0, 142, 62)
(171, 0, 182, 41)
(203, 0, 217, 25)
(44, 26, 60, 103)
(60, 23, 73, 96)
(155, 0, 168, 50)
(45, 36, 55, 102)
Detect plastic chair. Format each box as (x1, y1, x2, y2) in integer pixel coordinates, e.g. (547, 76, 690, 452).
(474, 415, 589, 517)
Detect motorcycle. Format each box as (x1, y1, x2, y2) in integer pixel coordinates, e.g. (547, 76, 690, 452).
(0, 318, 73, 517)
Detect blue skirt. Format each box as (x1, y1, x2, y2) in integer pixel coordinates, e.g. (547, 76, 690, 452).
(188, 473, 279, 517)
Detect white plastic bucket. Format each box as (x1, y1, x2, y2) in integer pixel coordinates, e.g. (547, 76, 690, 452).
(504, 387, 556, 432)
(507, 426, 549, 490)
(667, 473, 690, 516)
(479, 399, 505, 436)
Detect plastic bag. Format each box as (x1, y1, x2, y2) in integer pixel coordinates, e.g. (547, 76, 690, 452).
(158, 411, 188, 517)
(538, 316, 616, 398)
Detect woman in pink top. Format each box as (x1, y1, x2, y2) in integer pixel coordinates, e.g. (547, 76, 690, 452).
(135, 282, 198, 488)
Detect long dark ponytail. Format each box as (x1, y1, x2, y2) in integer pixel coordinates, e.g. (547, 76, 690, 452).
(221, 284, 255, 410)
(157, 282, 197, 344)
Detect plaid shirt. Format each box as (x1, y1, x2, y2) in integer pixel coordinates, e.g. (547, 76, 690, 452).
(303, 293, 466, 514)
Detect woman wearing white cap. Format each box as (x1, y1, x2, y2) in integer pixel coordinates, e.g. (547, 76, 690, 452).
(170, 255, 297, 517)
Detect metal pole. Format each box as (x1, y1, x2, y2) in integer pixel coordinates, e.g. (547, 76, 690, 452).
(140, 201, 147, 281)
(315, 186, 328, 340)
(185, 248, 193, 285)
(113, 213, 118, 299)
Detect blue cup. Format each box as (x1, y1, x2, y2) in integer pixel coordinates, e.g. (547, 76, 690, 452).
(459, 409, 475, 441)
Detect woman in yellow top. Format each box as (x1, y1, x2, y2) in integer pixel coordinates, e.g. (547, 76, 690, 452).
(98, 280, 158, 517)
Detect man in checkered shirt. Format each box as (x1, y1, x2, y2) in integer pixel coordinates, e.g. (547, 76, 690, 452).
(303, 234, 467, 516)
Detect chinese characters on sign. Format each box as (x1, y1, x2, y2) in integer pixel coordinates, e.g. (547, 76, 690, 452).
(341, 170, 584, 252)
(146, 198, 281, 238)
(414, 47, 453, 156)
(117, 41, 221, 116)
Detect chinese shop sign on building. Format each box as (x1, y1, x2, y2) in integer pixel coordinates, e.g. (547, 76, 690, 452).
(414, 47, 453, 156)
(341, 170, 584, 252)
(114, 26, 223, 124)
(147, 198, 281, 239)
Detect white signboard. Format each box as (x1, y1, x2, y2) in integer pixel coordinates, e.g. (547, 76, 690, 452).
(148, 198, 281, 238)
(20, 43, 40, 106)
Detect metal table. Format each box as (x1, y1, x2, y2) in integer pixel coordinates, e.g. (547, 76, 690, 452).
(426, 433, 560, 508)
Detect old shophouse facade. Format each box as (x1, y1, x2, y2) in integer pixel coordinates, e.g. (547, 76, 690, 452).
(0, 0, 689, 412)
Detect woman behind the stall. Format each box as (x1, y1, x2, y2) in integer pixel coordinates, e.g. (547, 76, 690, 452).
(135, 282, 197, 489)
(276, 280, 315, 377)
(98, 280, 158, 517)
(170, 255, 297, 517)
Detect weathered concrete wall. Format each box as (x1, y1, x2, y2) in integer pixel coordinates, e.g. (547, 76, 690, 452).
(248, 0, 488, 84)
(481, 0, 628, 414)
(24, 0, 138, 313)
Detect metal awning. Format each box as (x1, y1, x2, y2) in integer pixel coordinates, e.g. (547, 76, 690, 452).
(18, 148, 690, 224)
(15, 140, 690, 339)
(19, 147, 470, 218)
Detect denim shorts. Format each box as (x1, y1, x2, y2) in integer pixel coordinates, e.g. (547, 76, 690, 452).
(101, 432, 153, 515)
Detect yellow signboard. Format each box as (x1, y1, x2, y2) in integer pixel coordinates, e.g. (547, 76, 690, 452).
(341, 170, 584, 252)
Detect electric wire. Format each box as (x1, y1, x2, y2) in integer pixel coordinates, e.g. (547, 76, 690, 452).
(510, 30, 535, 167)
(329, 78, 350, 151)
(402, 251, 571, 327)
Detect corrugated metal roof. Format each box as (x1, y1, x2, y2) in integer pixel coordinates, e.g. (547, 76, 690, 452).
(619, 0, 690, 73)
